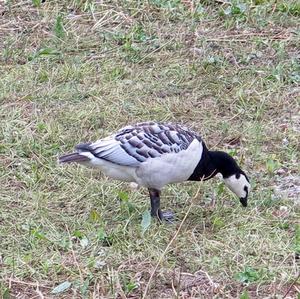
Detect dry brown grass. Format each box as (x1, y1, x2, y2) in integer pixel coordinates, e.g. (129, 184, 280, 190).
(0, 0, 299, 298)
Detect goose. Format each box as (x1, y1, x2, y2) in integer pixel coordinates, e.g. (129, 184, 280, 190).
(59, 121, 250, 221)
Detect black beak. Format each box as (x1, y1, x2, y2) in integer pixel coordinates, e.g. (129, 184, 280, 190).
(240, 197, 248, 207)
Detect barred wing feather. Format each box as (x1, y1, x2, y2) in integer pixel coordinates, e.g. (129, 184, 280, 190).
(82, 122, 200, 167)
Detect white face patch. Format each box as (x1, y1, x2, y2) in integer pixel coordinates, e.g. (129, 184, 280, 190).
(223, 174, 251, 198)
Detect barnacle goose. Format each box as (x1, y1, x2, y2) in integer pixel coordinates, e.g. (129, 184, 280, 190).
(59, 121, 250, 221)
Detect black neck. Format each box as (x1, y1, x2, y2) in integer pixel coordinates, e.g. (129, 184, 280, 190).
(188, 145, 241, 181)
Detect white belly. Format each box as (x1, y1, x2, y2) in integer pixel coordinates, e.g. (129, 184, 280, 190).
(80, 152, 138, 182)
(100, 163, 137, 182)
(80, 139, 202, 189)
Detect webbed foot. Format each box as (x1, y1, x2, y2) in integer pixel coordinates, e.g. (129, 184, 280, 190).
(149, 188, 174, 223)
(159, 210, 175, 223)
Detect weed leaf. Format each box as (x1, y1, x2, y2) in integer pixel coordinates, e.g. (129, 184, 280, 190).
(54, 15, 65, 38)
(2, 288, 10, 299)
(141, 210, 151, 234)
(235, 266, 260, 283)
(37, 48, 60, 56)
(126, 281, 137, 293)
(240, 290, 250, 299)
(118, 191, 129, 202)
(51, 281, 71, 294)
(28, 48, 61, 61)
(97, 227, 107, 240)
(89, 209, 100, 222)
(32, 0, 41, 7)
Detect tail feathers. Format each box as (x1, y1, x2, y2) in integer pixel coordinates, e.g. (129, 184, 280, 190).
(59, 152, 91, 164)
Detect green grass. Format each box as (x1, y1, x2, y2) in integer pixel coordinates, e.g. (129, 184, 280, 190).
(0, 0, 299, 298)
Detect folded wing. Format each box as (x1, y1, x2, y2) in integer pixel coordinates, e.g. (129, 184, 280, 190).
(77, 122, 200, 167)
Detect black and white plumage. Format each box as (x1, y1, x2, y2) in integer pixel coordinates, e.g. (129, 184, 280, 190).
(59, 121, 250, 220)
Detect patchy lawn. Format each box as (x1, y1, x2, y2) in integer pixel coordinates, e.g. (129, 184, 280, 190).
(0, 0, 299, 298)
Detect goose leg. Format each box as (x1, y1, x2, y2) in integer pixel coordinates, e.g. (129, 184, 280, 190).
(148, 188, 174, 222)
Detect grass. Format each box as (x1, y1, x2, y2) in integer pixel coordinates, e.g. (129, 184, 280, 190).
(0, 0, 299, 298)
